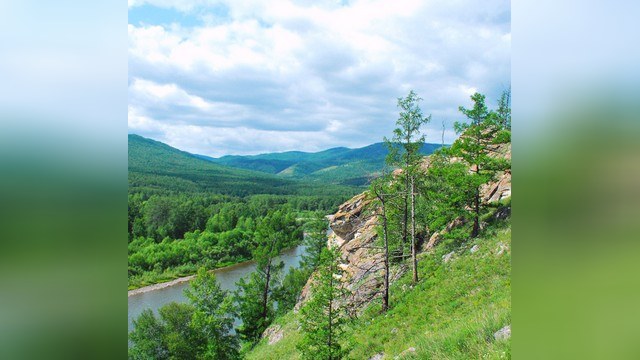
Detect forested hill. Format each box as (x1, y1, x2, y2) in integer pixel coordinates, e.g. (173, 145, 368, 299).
(128, 134, 357, 196)
(200, 142, 444, 186)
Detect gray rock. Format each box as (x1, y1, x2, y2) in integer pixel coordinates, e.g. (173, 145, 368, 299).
(391, 328, 398, 334)
(369, 353, 384, 360)
(494, 324, 511, 341)
(442, 251, 455, 263)
(262, 324, 284, 345)
(470, 244, 480, 253)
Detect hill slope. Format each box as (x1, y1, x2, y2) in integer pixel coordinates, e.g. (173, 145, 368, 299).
(204, 142, 444, 186)
(246, 220, 511, 359)
(128, 134, 356, 196)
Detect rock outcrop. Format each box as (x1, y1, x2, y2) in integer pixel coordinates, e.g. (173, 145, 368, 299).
(297, 142, 511, 312)
(298, 191, 397, 312)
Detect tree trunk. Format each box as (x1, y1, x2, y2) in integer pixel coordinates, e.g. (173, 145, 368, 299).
(411, 176, 418, 283)
(381, 198, 390, 312)
(401, 171, 409, 259)
(471, 187, 480, 238)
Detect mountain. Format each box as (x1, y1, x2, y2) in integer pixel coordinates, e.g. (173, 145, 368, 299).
(128, 134, 355, 196)
(203, 142, 445, 186)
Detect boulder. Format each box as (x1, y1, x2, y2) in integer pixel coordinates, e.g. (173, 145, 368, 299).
(494, 324, 511, 341)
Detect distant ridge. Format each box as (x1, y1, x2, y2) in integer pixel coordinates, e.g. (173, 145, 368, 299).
(127, 134, 356, 196)
(201, 142, 445, 186)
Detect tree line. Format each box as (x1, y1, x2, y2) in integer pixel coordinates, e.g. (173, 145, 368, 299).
(128, 193, 347, 289)
(129, 212, 333, 359)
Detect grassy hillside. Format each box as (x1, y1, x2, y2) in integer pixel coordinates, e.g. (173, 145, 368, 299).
(246, 219, 511, 359)
(128, 134, 357, 196)
(205, 142, 444, 186)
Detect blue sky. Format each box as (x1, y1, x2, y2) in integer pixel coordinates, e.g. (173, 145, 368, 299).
(128, 0, 510, 157)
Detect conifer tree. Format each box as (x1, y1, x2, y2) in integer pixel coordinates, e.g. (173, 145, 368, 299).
(302, 212, 330, 270)
(234, 210, 290, 342)
(452, 92, 509, 237)
(368, 174, 395, 311)
(297, 247, 348, 360)
(385, 90, 431, 283)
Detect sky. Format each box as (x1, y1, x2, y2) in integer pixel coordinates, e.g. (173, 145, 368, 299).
(128, 0, 510, 157)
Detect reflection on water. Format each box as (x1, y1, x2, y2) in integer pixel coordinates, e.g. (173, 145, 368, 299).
(128, 245, 306, 332)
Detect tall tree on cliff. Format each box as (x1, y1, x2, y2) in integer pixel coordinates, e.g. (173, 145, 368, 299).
(385, 90, 431, 283)
(297, 247, 348, 360)
(368, 173, 395, 312)
(234, 210, 295, 342)
(451, 92, 510, 238)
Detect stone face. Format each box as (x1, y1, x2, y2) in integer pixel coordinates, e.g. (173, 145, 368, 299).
(262, 324, 284, 345)
(494, 325, 511, 341)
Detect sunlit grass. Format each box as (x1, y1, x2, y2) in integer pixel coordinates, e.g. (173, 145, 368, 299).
(247, 219, 511, 359)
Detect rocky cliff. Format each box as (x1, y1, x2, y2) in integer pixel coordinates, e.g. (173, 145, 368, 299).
(297, 143, 511, 313)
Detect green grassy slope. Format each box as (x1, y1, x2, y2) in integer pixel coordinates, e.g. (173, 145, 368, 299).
(128, 134, 358, 196)
(246, 219, 511, 360)
(206, 143, 444, 186)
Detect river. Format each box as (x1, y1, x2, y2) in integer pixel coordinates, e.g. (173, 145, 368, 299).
(128, 245, 307, 332)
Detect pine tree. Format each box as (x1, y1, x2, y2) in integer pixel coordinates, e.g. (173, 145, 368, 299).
(302, 212, 329, 270)
(452, 92, 510, 237)
(368, 174, 395, 312)
(297, 247, 348, 360)
(385, 90, 431, 283)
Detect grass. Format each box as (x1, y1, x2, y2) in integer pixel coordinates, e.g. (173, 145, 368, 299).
(246, 218, 511, 359)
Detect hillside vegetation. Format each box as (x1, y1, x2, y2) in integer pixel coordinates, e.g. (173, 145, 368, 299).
(129, 88, 512, 359)
(129, 134, 357, 196)
(247, 218, 511, 359)
(128, 134, 358, 289)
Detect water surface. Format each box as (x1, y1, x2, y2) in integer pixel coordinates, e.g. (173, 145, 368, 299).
(128, 245, 306, 332)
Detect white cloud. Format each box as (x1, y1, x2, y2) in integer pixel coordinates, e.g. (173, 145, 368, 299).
(128, 0, 510, 156)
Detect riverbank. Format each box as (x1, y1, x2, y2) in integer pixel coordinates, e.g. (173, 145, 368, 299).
(128, 242, 308, 294)
(128, 258, 257, 297)
(129, 245, 308, 333)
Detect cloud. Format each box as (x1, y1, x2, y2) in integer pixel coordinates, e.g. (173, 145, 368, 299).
(128, 0, 510, 156)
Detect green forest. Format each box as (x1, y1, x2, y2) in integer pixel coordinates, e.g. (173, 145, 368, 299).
(129, 88, 511, 359)
(128, 134, 362, 289)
